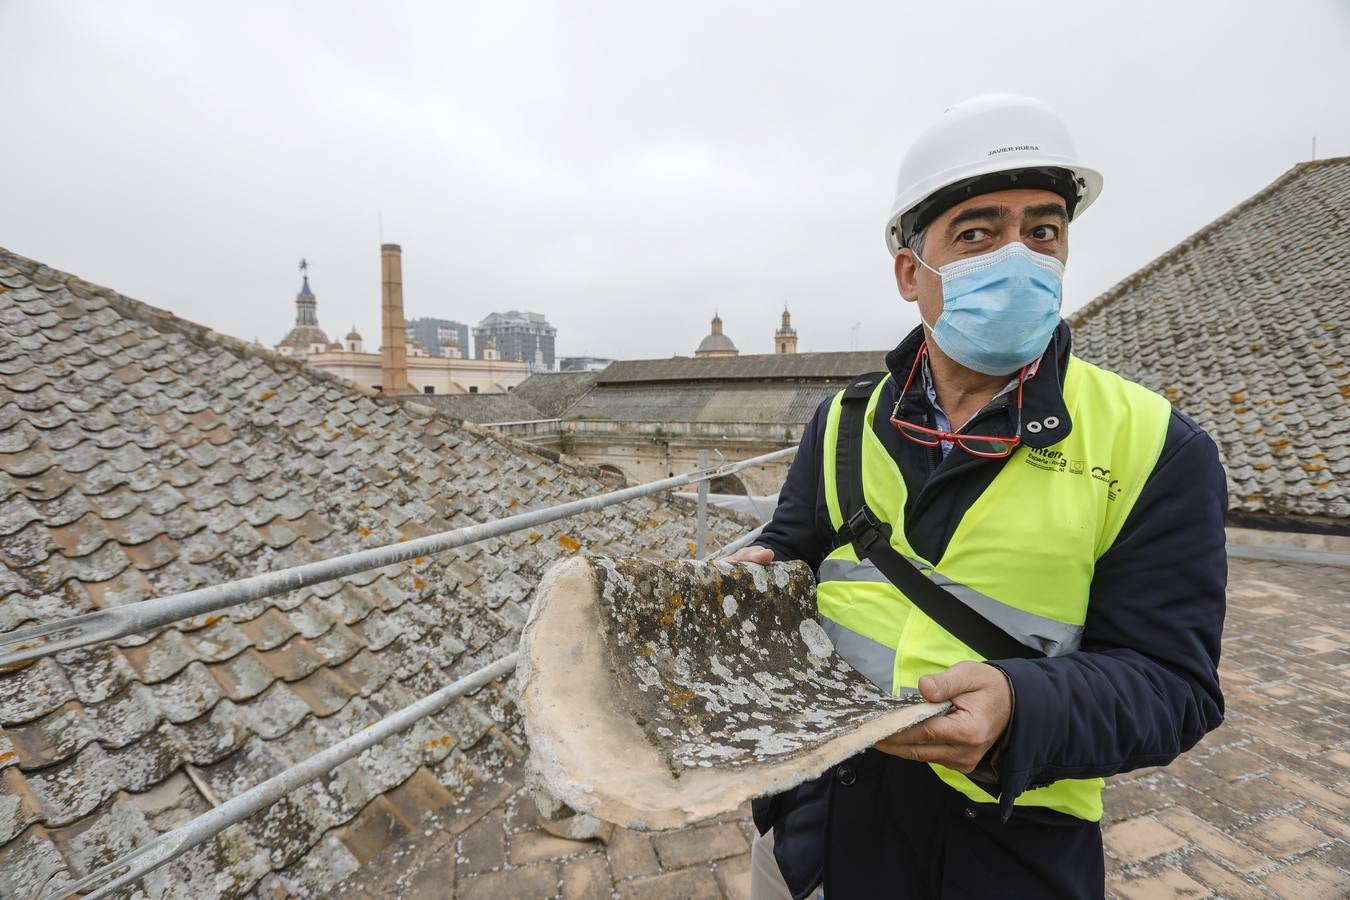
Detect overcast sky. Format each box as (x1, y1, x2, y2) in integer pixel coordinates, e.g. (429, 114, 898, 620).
(4, 2, 1348, 362)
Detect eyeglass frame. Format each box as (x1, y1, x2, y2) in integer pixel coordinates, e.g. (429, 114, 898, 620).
(888, 343, 1028, 459)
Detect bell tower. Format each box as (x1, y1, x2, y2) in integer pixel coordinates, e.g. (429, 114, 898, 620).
(774, 306, 798, 354)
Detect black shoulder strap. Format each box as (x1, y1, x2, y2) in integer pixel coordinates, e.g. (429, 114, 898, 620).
(836, 373, 1041, 661)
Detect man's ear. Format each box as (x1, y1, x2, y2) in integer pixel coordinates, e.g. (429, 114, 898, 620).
(895, 250, 920, 302)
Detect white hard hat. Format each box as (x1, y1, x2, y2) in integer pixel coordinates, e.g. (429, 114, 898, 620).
(884, 94, 1103, 256)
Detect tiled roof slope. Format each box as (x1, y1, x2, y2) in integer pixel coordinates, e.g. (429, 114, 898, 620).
(510, 372, 600, 419)
(0, 245, 748, 898)
(597, 351, 889, 385)
(566, 383, 846, 426)
(1070, 158, 1349, 523)
(408, 391, 547, 424)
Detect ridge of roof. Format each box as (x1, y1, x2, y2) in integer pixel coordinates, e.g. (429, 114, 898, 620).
(1069, 156, 1350, 328)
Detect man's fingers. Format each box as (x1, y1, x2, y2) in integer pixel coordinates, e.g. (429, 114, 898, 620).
(873, 738, 979, 772)
(722, 546, 774, 564)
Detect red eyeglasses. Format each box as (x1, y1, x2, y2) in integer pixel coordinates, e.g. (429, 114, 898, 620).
(889, 344, 1028, 459)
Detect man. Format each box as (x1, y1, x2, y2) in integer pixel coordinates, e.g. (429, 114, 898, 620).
(728, 95, 1227, 898)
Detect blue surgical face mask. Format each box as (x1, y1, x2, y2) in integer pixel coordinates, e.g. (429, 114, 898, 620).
(914, 242, 1064, 376)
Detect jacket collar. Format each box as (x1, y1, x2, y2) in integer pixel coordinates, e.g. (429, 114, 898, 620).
(883, 320, 1074, 449)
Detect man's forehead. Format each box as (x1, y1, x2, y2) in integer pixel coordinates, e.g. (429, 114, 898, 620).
(936, 189, 1067, 224)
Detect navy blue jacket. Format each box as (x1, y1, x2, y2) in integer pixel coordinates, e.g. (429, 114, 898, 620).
(752, 322, 1227, 898)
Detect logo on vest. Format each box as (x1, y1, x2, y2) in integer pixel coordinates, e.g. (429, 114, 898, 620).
(1024, 447, 1067, 472)
(1091, 466, 1121, 500)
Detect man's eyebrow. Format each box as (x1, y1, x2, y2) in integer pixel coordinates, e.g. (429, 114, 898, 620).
(1026, 202, 1068, 222)
(945, 205, 1008, 235)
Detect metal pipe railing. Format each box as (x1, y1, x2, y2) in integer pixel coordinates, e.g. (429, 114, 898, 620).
(42, 653, 520, 900)
(0, 447, 795, 668)
(42, 514, 775, 898)
(702, 524, 767, 561)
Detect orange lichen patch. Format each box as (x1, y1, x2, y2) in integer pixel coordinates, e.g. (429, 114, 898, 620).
(0, 659, 36, 674)
(639, 645, 653, 657)
(1245, 493, 1264, 504)
(397, 536, 411, 543)
(686, 541, 698, 554)
(558, 534, 581, 552)
(423, 735, 455, 752)
(657, 591, 686, 627)
(414, 556, 427, 565)
(0, 751, 15, 764)
(528, 532, 542, 543)
(1253, 462, 1271, 471)
(537, 477, 549, 485)
(258, 390, 275, 401)
(1315, 481, 1333, 489)
(358, 527, 372, 537)
(1339, 384, 1350, 397)
(1228, 392, 1246, 404)
(507, 497, 519, 508)
(1268, 438, 1292, 452)
(1302, 463, 1326, 472)
(412, 577, 427, 590)
(665, 685, 696, 709)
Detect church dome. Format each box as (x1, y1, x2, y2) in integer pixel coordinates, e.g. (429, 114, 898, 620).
(695, 311, 738, 356)
(696, 332, 738, 353)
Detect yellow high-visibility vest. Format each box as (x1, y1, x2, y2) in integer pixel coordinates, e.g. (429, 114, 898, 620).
(818, 355, 1171, 821)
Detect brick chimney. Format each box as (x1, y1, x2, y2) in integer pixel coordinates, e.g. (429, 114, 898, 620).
(379, 243, 411, 394)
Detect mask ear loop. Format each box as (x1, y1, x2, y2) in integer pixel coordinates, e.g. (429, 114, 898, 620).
(905, 246, 943, 332)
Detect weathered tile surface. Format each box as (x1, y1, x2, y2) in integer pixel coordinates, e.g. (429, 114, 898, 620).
(1072, 158, 1349, 522)
(0, 246, 748, 897)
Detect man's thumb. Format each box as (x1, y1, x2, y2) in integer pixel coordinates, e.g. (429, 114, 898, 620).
(918, 667, 969, 702)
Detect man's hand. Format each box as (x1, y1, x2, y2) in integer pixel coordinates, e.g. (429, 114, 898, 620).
(722, 546, 774, 564)
(873, 662, 1012, 774)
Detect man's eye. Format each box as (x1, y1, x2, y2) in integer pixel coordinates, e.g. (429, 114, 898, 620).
(1030, 225, 1060, 241)
(958, 228, 989, 242)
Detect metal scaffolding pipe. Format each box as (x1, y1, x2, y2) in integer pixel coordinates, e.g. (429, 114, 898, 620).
(0, 447, 796, 668)
(702, 524, 767, 562)
(43, 653, 519, 900)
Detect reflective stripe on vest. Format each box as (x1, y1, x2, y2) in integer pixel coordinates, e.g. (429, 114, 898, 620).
(818, 557, 1084, 657)
(817, 354, 1172, 822)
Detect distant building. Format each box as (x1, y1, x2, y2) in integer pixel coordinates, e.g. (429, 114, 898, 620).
(474, 310, 557, 371)
(774, 307, 798, 354)
(274, 270, 342, 358)
(487, 350, 888, 494)
(406, 316, 471, 359)
(559, 356, 613, 373)
(301, 245, 528, 395)
(694, 312, 739, 358)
